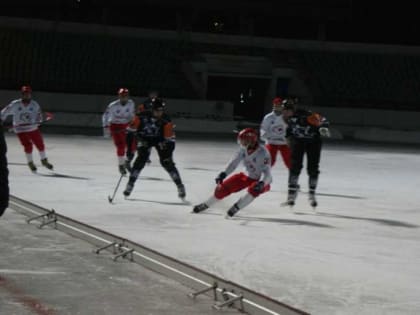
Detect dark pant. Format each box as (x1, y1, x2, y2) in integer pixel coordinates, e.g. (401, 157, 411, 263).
(288, 138, 322, 192)
(129, 140, 183, 187)
(126, 131, 137, 161)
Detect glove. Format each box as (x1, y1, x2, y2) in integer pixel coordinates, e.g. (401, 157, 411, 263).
(215, 172, 227, 184)
(103, 127, 110, 138)
(158, 141, 167, 150)
(137, 139, 149, 148)
(252, 181, 265, 193)
(319, 127, 330, 137)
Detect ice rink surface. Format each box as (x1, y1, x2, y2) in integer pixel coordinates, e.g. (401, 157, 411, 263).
(5, 133, 420, 315)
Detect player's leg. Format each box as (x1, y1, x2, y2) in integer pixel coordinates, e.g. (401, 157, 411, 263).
(306, 139, 322, 207)
(157, 141, 186, 198)
(30, 129, 53, 170)
(265, 144, 278, 166)
(110, 124, 128, 175)
(227, 180, 270, 217)
(123, 144, 151, 196)
(125, 131, 136, 171)
(279, 144, 292, 169)
(287, 139, 304, 205)
(193, 173, 250, 213)
(17, 132, 36, 171)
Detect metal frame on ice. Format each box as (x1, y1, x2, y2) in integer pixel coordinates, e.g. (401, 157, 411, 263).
(9, 195, 309, 315)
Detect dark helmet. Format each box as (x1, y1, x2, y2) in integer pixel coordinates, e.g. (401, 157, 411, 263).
(152, 98, 165, 111)
(281, 99, 295, 111)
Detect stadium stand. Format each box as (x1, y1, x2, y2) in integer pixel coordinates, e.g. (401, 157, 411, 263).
(0, 28, 197, 98)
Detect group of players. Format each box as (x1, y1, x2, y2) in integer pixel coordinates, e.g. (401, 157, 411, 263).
(2, 86, 330, 217)
(101, 88, 330, 217)
(192, 96, 330, 217)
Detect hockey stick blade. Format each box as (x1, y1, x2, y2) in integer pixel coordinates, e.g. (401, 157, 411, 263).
(108, 174, 124, 204)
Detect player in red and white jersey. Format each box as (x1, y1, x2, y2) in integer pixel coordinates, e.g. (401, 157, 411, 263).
(1, 86, 53, 172)
(102, 88, 135, 175)
(193, 128, 272, 218)
(260, 97, 294, 169)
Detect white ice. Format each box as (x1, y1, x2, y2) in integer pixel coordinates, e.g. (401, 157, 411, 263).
(5, 133, 420, 315)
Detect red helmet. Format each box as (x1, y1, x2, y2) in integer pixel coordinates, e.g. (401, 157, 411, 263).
(117, 88, 129, 96)
(21, 85, 32, 93)
(272, 97, 283, 106)
(237, 128, 258, 148)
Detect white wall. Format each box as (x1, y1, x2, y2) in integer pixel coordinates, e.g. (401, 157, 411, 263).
(2, 89, 420, 143)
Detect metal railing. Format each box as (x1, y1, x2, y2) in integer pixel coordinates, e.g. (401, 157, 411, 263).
(9, 195, 309, 315)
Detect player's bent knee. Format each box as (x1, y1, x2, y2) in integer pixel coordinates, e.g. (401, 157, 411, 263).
(215, 185, 230, 199)
(161, 158, 174, 169)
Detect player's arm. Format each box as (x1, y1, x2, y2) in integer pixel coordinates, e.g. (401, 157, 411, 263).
(260, 156, 273, 186)
(34, 102, 42, 124)
(102, 105, 111, 128)
(215, 150, 243, 184)
(129, 101, 136, 121)
(259, 116, 269, 141)
(0, 102, 14, 122)
(163, 122, 174, 140)
(102, 104, 113, 138)
(130, 115, 141, 131)
(310, 112, 330, 137)
(224, 150, 243, 175)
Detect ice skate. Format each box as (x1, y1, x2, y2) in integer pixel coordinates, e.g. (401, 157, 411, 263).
(177, 184, 186, 199)
(28, 161, 37, 172)
(192, 203, 208, 213)
(309, 192, 317, 208)
(123, 182, 134, 197)
(41, 158, 53, 170)
(119, 164, 127, 176)
(226, 203, 240, 218)
(286, 190, 298, 207)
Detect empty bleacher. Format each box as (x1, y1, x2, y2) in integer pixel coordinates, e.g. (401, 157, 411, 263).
(0, 28, 196, 98)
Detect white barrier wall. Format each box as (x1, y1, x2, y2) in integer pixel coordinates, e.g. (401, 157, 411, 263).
(1, 90, 420, 142)
(0, 90, 234, 118)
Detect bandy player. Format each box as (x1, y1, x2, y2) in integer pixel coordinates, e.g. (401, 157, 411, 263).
(260, 97, 294, 169)
(193, 128, 272, 218)
(1, 86, 53, 172)
(102, 88, 135, 175)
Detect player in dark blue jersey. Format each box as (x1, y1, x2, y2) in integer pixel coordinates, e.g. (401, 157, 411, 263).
(285, 102, 330, 208)
(123, 98, 186, 199)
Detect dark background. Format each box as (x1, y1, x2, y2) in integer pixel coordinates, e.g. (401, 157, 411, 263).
(1, 0, 419, 46)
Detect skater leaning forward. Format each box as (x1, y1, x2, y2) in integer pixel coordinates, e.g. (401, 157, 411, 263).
(123, 98, 186, 199)
(193, 128, 272, 218)
(285, 101, 330, 208)
(1, 86, 53, 172)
